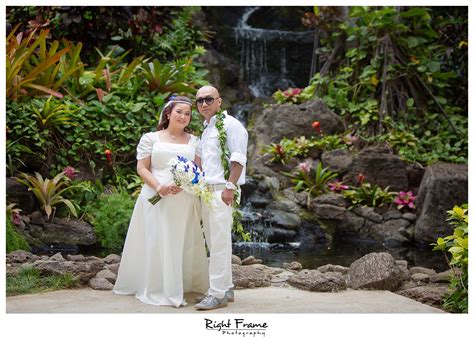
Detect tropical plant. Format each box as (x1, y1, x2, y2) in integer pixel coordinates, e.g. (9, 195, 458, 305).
(301, 6, 466, 142)
(343, 181, 397, 209)
(14, 171, 79, 219)
(432, 204, 468, 313)
(282, 161, 338, 208)
(84, 192, 135, 253)
(6, 25, 74, 101)
(32, 95, 77, 130)
(6, 138, 34, 177)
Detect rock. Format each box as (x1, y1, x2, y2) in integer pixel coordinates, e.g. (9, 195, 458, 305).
(430, 270, 454, 283)
(67, 254, 86, 262)
(321, 149, 353, 175)
(6, 250, 40, 264)
(282, 188, 309, 207)
(288, 270, 346, 292)
(383, 210, 402, 220)
(347, 252, 405, 291)
(266, 227, 298, 244)
(402, 212, 417, 222)
(395, 260, 411, 281)
(268, 210, 302, 230)
(104, 263, 120, 275)
(89, 277, 114, 290)
(241, 256, 263, 266)
(397, 284, 450, 307)
(248, 193, 271, 208)
(311, 203, 346, 220)
(31, 259, 105, 284)
(95, 269, 117, 284)
(50, 252, 65, 262)
(232, 264, 272, 288)
(312, 193, 347, 207)
(6, 177, 37, 213)
(283, 261, 303, 271)
(347, 146, 408, 191)
(271, 271, 295, 283)
(317, 264, 349, 274)
(103, 254, 121, 264)
(409, 266, 436, 276)
(338, 211, 366, 234)
(353, 206, 383, 223)
(25, 218, 97, 247)
(381, 219, 412, 246)
(411, 273, 431, 283)
(232, 255, 242, 265)
(415, 163, 468, 244)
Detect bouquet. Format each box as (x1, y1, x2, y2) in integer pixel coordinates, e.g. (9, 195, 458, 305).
(148, 155, 213, 206)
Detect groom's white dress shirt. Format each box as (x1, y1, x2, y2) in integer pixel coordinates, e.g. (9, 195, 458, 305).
(196, 110, 248, 185)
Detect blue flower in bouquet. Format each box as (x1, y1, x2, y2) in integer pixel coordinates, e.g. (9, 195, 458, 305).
(148, 155, 213, 207)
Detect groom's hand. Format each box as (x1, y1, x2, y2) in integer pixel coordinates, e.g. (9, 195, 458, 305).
(221, 189, 234, 206)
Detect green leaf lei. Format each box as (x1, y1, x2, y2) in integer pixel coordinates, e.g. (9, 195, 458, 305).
(215, 111, 251, 241)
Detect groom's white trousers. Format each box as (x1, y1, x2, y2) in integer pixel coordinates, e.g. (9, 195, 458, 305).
(201, 189, 234, 299)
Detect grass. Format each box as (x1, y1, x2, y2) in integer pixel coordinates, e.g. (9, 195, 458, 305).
(6, 266, 78, 296)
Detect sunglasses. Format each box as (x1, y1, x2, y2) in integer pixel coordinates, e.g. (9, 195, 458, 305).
(196, 97, 219, 106)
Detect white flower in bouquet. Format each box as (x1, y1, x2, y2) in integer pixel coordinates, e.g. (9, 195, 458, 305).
(148, 155, 213, 206)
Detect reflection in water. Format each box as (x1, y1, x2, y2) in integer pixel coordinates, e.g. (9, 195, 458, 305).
(232, 240, 449, 272)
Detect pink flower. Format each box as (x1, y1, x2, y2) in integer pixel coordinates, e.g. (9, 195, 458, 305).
(394, 191, 416, 209)
(328, 180, 349, 192)
(62, 166, 77, 179)
(12, 212, 21, 225)
(298, 161, 311, 174)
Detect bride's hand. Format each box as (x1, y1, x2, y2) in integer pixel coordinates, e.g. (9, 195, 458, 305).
(169, 183, 182, 195)
(158, 184, 172, 196)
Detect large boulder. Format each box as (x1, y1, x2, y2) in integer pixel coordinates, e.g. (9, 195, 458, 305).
(415, 164, 468, 244)
(232, 264, 273, 288)
(347, 252, 405, 291)
(24, 217, 97, 248)
(288, 269, 347, 292)
(248, 99, 345, 173)
(346, 145, 408, 191)
(6, 177, 37, 213)
(321, 149, 354, 175)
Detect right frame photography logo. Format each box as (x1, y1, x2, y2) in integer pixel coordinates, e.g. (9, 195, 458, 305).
(204, 318, 269, 336)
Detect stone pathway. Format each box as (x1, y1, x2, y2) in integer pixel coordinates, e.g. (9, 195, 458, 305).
(6, 286, 445, 313)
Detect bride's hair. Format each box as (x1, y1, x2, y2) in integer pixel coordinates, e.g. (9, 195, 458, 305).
(157, 95, 193, 132)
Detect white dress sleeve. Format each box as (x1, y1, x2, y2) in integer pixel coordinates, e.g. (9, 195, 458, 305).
(136, 132, 155, 160)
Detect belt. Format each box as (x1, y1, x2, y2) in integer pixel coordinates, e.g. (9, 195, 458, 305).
(207, 183, 227, 192)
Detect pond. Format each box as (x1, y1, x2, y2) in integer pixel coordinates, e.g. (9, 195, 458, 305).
(232, 239, 449, 272)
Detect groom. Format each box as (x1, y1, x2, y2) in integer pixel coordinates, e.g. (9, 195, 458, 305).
(194, 85, 248, 310)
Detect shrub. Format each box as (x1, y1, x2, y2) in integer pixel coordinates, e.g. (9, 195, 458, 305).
(432, 204, 468, 313)
(84, 192, 135, 253)
(6, 212, 30, 253)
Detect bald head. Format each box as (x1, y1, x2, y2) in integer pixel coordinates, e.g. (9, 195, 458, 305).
(196, 85, 222, 122)
(196, 85, 219, 97)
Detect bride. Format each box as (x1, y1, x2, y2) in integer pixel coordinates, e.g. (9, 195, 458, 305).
(113, 96, 209, 307)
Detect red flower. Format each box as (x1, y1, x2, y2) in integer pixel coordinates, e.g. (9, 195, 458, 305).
(275, 144, 284, 156)
(312, 121, 321, 133)
(105, 149, 112, 163)
(357, 173, 365, 185)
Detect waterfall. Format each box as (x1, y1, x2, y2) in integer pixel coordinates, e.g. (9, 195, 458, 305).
(233, 7, 313, 97)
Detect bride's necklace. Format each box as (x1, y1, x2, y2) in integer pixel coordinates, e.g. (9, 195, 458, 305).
(166, 130, 183, 142)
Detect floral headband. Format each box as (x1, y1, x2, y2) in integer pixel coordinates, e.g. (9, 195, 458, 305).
(159, 96, 193, 124)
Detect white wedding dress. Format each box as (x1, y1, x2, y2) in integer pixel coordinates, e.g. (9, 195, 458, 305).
(113, 131, 209, 307)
